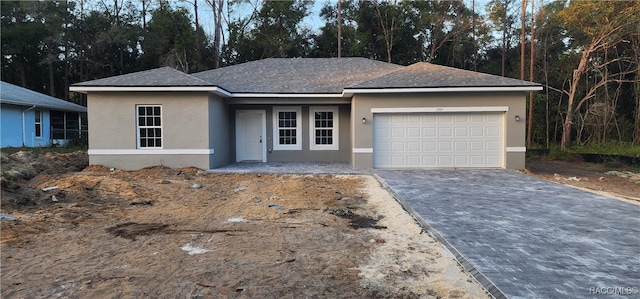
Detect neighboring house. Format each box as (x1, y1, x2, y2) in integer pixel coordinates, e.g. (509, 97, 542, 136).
(70, 58, 542, 170)
(1, 81, 87, 148)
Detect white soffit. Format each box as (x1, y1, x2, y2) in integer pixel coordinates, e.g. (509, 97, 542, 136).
(343, 86, 543, 97)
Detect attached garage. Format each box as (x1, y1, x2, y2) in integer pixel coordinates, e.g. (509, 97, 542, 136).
(373, 111, 504, 168)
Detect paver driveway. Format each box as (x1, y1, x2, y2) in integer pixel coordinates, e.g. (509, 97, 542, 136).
(375, 169, 640, 299)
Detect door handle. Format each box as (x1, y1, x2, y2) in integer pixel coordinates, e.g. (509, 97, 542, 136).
(260, 137, 262, 143)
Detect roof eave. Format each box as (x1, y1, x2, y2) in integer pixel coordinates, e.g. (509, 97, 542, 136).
(343, 86, 543, 97)
(229, 93, 346, 98)
(1, 99, 86, 112)
(69, 85, 232, 97)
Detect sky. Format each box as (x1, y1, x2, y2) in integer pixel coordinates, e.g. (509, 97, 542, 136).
(185, 0, 489, 38)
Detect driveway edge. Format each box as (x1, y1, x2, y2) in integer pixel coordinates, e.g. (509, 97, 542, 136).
(372, 174, 508, 299)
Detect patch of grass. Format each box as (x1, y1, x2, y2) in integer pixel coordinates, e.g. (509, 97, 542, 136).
(566, 143, 640, 157)
(1, 146, 87, 155)
(528, 143, 640, 159)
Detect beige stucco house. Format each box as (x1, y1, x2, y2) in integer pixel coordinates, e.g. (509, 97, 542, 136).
(70, 58, 542, 170)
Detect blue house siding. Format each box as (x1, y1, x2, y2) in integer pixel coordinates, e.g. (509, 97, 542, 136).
(1, 81, 86, 148)
(1, 104, 52, 147)
(1, 104, 23, 147)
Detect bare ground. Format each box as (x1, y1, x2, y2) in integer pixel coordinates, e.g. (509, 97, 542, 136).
(3, 151, 637, 298)
(1, 151, 487, 298)
(525, 156, 640, 205)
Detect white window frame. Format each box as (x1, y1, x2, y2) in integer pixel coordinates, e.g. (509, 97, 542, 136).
(273, 106, 302, 150)
(309, 106, 339, 151)
(34, 110, 42, 138)
(136, 105, 163, 149)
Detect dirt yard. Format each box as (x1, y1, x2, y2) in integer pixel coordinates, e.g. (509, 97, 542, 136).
(1, 151, 487, 298)
(525, 156, 640, 205)
(2, 152, 638, 298)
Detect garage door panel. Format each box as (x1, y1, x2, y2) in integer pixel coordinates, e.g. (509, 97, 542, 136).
(407, 127, 421, 137)
(374, 112, 504, 168)
(454, 127, 468, 136)
(423, 127, 437, 137)
(454, 141, 468, 151)
(391, 127, 405, 137)
(470, 141, 484, 151)
(407, 141, 421, 151)
(438, 127, 452, 137)
(486, 141, 500, 151)
(486, 126, 501, 137)
(438, 141, 452, 151)
(423, 141, 436, 151)
(391, 141, 405, 151)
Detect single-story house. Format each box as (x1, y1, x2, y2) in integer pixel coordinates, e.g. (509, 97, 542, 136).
(1, 81, 87, 148)
(70, 58, 542, 170)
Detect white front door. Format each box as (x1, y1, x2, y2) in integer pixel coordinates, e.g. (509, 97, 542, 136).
(236, 110, 266, 162)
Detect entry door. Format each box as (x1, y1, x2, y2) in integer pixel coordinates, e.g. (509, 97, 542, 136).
(236, 110, 266, 162)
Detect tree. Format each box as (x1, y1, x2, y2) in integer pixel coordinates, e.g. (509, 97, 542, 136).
(140, 1, 210, 72)
(486, 0, 518, 76)
(222, 0, 310, 63)
(557, 0, 640, 150)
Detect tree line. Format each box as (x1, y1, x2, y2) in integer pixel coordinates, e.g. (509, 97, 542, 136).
(1, 0, 639, 149)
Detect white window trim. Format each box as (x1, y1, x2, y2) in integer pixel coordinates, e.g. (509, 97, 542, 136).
(273, 106, 302, 150)
(34, 110, 43, 138)
(136, 105, 163, 149)
(309, 106, 339, 151)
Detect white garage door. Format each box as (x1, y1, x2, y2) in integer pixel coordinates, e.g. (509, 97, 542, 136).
(373, 112, 504, 168)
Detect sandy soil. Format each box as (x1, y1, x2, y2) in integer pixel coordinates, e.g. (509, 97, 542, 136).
(525, 157, 640, 205)
(1, 151, 488, 298)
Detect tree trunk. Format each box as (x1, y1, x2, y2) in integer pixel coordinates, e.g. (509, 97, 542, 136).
(560, 40, 595, 151)
(520, 0, 526, 80)
(48, 52, 55, 97)
(527, 0, 534, 147)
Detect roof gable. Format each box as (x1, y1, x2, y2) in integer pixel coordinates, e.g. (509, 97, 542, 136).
(192, 58, 403, 94)
(349, 62, 540, 89)
(73, 67, 211, 87)
(1, 81, 86, 112)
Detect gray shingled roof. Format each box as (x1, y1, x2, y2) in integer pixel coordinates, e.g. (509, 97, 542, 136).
(71, 59, 541, 94)
(192, 58, 404, 94)
(72, 66, 211, 87)
(349, 62, 540, 89)
(1, 81, 87, 112)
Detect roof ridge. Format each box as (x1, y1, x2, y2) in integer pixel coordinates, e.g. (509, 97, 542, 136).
(346, 63, 407, 88)
(173, 67, 213, 85)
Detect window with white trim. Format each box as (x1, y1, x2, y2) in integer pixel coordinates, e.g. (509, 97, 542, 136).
(137, 105, 162, 148)
(273, 107, 301, 150)
(34, 110, 42, 138)
(309, 106, 339, 150)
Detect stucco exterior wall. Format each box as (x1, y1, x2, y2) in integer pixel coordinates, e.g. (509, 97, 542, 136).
(86, 91, 214, 170)
(230, 104, 352, 163)
(208, 94, 232, 168)
(351, 92, 527, 169)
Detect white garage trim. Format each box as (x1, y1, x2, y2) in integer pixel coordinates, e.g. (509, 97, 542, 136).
(353, 148, 374, 153)
(506, 147, 526, 152)
(371, 106, 509, 113)
(89, 149, 215, 155)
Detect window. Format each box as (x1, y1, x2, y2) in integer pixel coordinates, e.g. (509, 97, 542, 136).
(273, 107, 301, 150)
(34, 110, 42, 138)
(309, 107, 339, 150)
(137, 105, 162, 148)
(51, 111, 80, 140)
